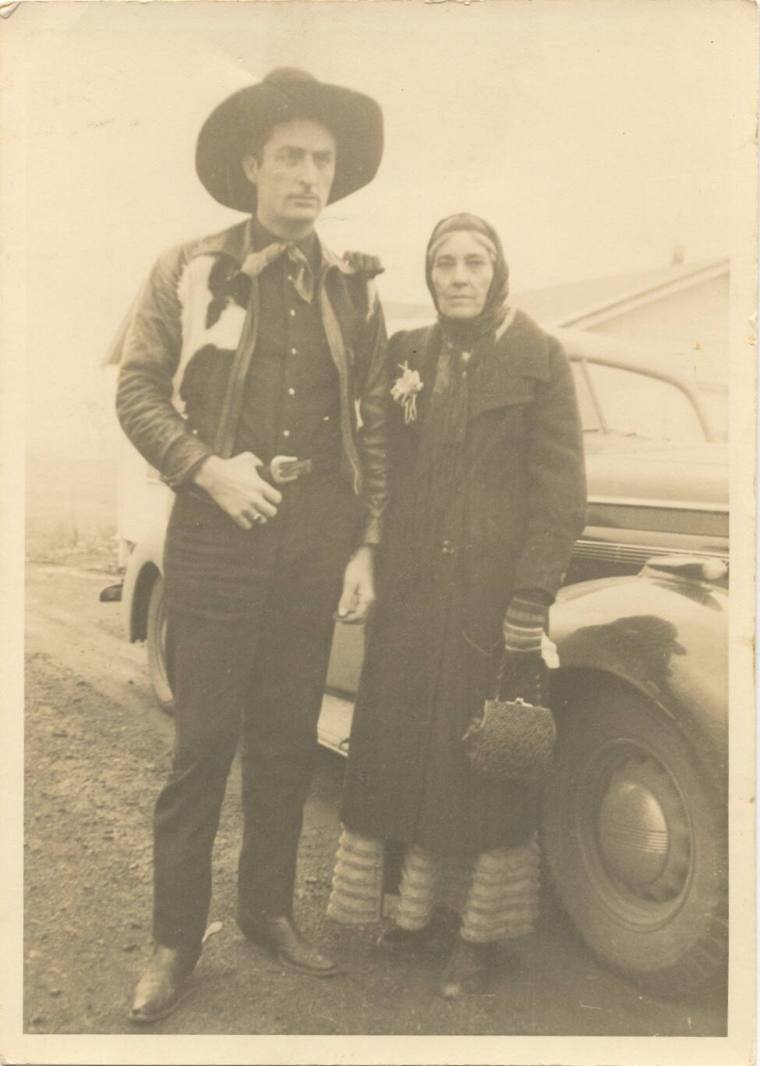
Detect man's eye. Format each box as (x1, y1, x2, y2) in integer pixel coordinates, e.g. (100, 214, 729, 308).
(315, 153, 334, 167)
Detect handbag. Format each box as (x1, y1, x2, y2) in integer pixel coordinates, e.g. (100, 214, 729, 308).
(462, 652, 557, 784)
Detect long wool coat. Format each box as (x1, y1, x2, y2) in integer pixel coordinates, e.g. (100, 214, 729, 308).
(340, 311, 587, 857)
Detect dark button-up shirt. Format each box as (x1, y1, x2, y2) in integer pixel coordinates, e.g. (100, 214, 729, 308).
(235, 221, 341, 470)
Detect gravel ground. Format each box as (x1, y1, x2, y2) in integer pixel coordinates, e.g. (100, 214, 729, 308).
(23, 561, 727, 1036)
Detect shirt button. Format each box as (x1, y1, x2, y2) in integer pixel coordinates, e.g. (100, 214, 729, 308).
(282, 429, 291, 438)
(289, 309, 296, 318)
(290, 347, 297, 355)
(288, 387, 296, 396)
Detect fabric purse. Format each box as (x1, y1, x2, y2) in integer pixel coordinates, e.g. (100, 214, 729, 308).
(462, 652, 556, 784)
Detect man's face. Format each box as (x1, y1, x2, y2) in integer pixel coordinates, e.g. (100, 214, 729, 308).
(243, 118, 336, 233)
(430, 232, 495, 319)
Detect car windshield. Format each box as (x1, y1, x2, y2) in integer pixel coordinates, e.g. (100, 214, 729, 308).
(571, 360, 717, 444)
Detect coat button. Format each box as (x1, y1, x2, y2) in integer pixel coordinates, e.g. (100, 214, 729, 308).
(441, 540, 455, 555)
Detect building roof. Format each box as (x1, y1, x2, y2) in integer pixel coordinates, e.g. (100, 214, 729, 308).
(384, 257, 729, 332)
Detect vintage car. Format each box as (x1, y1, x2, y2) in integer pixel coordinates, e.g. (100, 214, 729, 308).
(107, 327, 728, 997)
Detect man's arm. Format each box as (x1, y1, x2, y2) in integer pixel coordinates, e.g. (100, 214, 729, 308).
(335, 274, 389, 622)
(354, 278, 390, 547)
(115, 245, 213, 488)
(115, 246, 282, 528)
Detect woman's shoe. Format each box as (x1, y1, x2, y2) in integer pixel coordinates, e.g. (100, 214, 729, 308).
(438, 937, 495, 998)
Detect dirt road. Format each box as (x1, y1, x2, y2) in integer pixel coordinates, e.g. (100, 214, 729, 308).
(24, 561, 726, 1035)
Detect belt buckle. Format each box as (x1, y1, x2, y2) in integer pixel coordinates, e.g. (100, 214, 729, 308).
(269, 455, 313, 484)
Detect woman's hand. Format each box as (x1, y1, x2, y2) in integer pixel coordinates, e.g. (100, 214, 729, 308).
(336, 546, 376, 624)
(193, 453, 283, 530)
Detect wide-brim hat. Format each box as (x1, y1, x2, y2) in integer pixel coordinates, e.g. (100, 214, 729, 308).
(196, 67, 384, 213)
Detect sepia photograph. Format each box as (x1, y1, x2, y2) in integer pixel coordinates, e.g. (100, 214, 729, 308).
(1, 1, 756, 1063)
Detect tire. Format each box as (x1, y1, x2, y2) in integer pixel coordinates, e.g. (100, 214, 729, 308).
(542, 682, 727, 997)
(146, 574, 175, 716)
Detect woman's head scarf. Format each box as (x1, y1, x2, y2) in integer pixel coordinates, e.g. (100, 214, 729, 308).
(425, 213, 510, 350)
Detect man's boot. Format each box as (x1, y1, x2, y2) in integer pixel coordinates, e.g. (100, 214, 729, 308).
(238, 913, 338, 977)
(129, 944, 197, 1024)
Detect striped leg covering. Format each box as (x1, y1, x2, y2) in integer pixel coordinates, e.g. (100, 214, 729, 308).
(459, 836, 541, 944)
(326, 827, 385, 925)
(394, 845, 440, 931)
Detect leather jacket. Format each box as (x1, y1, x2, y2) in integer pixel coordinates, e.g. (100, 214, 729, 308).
(114, 219, 389, 545)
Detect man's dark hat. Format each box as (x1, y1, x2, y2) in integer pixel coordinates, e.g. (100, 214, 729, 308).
(196, 67, 384, 213)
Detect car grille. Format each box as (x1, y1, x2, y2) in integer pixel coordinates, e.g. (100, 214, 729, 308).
(573, 539, 728, 570)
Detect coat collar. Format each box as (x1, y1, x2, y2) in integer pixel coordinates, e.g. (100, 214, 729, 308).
(406, 309, 552, 384)
(188, 217, 356, 280)
(393, 309, 553, 435)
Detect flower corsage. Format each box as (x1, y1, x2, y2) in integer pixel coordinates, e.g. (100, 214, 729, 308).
(390, 362, 424, 424)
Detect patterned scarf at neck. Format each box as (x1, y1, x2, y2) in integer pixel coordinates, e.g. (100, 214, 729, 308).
(240, 241, 315, 303)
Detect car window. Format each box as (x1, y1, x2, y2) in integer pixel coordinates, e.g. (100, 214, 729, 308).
(583, 362, 706, 443)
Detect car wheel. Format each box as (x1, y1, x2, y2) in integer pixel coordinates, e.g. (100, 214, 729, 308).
(542, 682, 727, 996)
(146, 574, 175, 715)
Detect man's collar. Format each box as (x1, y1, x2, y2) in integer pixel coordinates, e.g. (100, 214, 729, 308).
(249, 217, 320, 273)
(189, 217, 355, 279)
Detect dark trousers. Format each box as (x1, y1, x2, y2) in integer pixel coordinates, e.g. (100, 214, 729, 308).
(152, 476, 358, 956)
(152, 581, 339, 954)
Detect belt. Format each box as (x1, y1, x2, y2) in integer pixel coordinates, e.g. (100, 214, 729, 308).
(258, 455, 338, 485)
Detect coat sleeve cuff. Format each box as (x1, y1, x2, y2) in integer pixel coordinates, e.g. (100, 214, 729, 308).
(160, 437, 215, 490)
(358, 513, 382, 547)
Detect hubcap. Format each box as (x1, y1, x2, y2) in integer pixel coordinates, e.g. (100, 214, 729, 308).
(598, 768, 670, 890)
(581, 747, 693, 919)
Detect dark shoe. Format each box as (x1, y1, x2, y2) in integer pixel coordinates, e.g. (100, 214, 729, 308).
(376, 921, 435, 954)
(129, 944, 196, 1024)
(238, 914, 338, 977)
(438, 937, 496, 998)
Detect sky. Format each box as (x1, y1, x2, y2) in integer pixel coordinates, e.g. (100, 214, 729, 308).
(5, 0, 755, 456)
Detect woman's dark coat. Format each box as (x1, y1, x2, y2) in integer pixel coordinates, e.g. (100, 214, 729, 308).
(340, 311, 587, 856)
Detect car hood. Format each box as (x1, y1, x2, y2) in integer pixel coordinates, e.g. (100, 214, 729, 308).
(586, 441, 727, 509)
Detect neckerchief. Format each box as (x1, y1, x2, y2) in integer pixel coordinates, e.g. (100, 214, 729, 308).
(240, 242, 315, 303)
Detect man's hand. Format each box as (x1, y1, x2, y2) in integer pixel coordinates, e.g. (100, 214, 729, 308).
(193, 453, 282, 530)
(342, 251, 385, 279)
(336, 546, 376, 624)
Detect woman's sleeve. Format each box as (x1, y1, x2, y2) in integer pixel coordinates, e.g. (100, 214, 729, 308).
(512, 339, 587, 598)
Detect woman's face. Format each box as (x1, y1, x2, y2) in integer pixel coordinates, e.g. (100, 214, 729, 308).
(430, 231, 495, 319)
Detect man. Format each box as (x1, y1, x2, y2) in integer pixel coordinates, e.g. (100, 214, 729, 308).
(114, 68, 388, 1023)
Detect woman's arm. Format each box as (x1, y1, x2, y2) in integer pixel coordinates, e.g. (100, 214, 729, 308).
(511, 339, 587, 599)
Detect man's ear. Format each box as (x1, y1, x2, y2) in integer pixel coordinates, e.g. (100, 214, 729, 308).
(241, 154, 259, 186)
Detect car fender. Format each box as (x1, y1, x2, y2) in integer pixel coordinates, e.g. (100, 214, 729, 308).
(549, 568, 727, 778)
(122, 520, 167, 643)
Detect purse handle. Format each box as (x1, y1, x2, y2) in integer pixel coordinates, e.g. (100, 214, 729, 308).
(495, 649, 547, 705)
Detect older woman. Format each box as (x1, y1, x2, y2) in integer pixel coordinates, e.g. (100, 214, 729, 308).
(328, 214, 586, 996)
